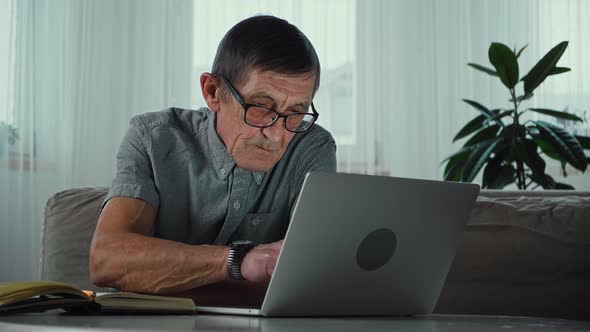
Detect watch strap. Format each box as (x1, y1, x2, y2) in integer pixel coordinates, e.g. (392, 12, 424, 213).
(227, 248, 246, 280)
(227, 241, 255, 280)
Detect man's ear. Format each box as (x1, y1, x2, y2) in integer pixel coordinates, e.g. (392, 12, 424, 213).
(200, 73, 222, 112)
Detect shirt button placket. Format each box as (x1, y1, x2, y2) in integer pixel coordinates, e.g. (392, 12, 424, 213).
(219, 168, 250, 243)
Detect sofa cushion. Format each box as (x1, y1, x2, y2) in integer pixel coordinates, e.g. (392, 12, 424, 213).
(41, 187, 109, 290)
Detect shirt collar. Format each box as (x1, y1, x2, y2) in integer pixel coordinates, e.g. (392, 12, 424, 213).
(252, 171, 265, 185)
(205, 109, 266, 185)
(206, 111, 236, 181)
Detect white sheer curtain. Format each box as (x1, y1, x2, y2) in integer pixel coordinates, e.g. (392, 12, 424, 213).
(1, 0, 589, 281)
(0, 0, 194, 281)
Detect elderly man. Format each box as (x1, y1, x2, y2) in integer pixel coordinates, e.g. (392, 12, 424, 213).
(89, 15, 336, 302)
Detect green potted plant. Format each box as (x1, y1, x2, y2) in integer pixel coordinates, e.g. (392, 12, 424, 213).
(443, 41, 590, 189)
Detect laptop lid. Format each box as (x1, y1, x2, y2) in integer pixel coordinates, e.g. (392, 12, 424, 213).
(260, 172, 480, 317)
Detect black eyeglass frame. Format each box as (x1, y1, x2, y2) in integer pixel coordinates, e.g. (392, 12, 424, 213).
(217, 74, 319, 133)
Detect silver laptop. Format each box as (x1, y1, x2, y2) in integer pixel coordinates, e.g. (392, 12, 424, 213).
(197, 172, 480, 317)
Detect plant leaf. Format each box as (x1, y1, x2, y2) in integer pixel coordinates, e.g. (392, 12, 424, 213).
(535, 120, 587, 172)
(555, 182, 575, 190)
(443, 151, 468, 181)
(528, 173, 556, 189)
(482, 154, 516, 189)
(488, 42, 519, 89)
(526, 125, 540, 136)
(509, 93, 534, 103)
(464, 124, 502, 147)
(575, 135, 590, 150)
(500, 123, 527, 143)
(516, 44, 528, 58)
(462, 99, 494, 118)
(486, 165, 516, 189)
(522, 139, 546, 176)
(482, 157, 500, 189)
(467, 63, 499, 77)
(528, 173, 576, 189)
(523, 41, 568, 95)
(532, 136, 564, 161)
(453, 114, 487, 142)
(548, 67, 571, 76)
(493, 143, 511, 163)
(441, 137, 498, 165)
(461, 138, 501, 183)
(487, 110, 514, 125)
(528, 108, 583, 122)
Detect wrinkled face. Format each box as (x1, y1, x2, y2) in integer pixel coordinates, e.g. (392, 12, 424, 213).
(205, 69, 316, 172)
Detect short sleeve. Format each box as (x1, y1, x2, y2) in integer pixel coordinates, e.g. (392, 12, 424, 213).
(292, 130, 337, 200)
(102, 117, 159, 211)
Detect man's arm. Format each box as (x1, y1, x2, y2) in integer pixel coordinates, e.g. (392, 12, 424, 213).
(90, 196, 282, 296)
(89, 196, 230, 294)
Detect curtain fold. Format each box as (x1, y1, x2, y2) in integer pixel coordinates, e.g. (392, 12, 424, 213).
(1, 0, 194, 281)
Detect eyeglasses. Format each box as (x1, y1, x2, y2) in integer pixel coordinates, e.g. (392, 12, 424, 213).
(217, 75, 318, 133)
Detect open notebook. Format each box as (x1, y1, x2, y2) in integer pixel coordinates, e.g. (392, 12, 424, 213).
(0, 281, 196, 315)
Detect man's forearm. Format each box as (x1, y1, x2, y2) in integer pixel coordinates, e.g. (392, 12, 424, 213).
(90, 232, 230, 294)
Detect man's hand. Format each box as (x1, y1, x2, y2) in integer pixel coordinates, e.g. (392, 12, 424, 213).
(240, 240, 283, 283)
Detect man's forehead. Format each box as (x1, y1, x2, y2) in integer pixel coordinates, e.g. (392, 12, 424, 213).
(240, 69, 316, 102)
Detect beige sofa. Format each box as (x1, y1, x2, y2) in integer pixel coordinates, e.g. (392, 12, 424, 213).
(41, 188, 590, 320)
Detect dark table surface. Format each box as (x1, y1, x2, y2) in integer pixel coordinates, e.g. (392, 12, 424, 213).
(1, 312, 589, 332)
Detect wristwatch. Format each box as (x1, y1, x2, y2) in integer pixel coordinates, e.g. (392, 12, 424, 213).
(227, 240, 255, 280)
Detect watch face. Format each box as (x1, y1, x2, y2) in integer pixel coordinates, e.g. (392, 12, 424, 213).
(232, 240, 254, 247)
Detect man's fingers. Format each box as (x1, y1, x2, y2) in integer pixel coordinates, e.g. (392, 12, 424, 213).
(266, 255, 278, 276)
(241, 240, 283, 281)
(268, 240, 283, 274)
(269, 239, 283, 251)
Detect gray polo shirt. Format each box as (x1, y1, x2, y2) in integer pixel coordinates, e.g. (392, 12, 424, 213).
(104, 107, 337, 245)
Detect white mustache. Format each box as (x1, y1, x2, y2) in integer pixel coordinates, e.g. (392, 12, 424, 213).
(254, 139, 281, 151)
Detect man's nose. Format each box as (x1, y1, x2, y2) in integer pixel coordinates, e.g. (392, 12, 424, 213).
(262, 117, 286, 142)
